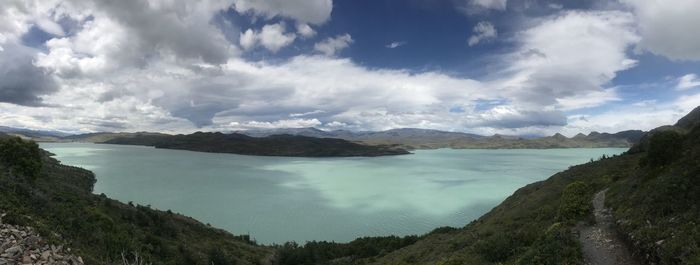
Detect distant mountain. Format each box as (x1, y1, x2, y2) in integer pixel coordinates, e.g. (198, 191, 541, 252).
(0, 126, 71, 141)
(103, 132, 410, 157)
(61, 132, 169, 143)
(236, 127, 645, 149)
(13, 126, 645, 150)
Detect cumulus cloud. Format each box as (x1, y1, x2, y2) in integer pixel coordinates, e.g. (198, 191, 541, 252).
(495, 11, 639, 109)
(296, 23, 316, 38)
(468, 21, 497, 46)
(385, 41, 406, 49)
(314, 34, 353, 56)
(1, 0, 693, 136)
(32, 0, 237, 78)
(622, 0, 700, 61)
(233, 0, 333, 25)
(259, 23, 296, 52)
(239, 23, 296, 53)
(677, 74, 700, 90)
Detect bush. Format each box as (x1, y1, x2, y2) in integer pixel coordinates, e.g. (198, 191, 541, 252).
(557, 181, 591, 222)
(474, 233, 516, 262)
(0, 137, 42, 181)
(646, 130, 683, 167)
(517, 223, 583, 265)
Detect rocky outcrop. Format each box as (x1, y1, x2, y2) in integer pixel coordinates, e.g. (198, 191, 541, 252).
(0, 214, 84, 265)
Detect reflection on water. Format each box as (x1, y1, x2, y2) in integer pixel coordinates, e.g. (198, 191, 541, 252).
(40, 143, 625, 244)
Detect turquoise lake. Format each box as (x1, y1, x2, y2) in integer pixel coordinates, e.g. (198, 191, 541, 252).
(39, 143, 625, 244)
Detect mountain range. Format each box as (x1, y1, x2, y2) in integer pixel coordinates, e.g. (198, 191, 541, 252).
(2, 126, 645, 150)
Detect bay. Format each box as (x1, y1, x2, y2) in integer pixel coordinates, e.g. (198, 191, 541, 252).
(40, 143, 625, 244)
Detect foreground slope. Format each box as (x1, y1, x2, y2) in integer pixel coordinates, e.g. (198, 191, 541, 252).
(0, 136, 272, 264)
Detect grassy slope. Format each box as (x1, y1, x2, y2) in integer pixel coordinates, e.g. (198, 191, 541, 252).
(0, 137, 272, 265)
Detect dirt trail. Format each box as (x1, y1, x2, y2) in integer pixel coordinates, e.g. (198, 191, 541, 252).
(578, 189, 640, 265)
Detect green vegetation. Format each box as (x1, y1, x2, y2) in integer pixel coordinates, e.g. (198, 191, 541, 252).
(0, 136, 271, 264)
(557, 181, 592, 222)
(104, 132, 410, 157)
(276, 235, 419, 265)
(0, 136, 42, 181)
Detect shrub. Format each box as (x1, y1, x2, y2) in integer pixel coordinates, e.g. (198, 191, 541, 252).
(557, 181, 591, 222)
(646, 130, 683, 167)
(0, 137, 42, 182)
(517, 223, 583, 265)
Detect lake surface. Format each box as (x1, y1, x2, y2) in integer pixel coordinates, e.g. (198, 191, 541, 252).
(40, 143, 625, 244)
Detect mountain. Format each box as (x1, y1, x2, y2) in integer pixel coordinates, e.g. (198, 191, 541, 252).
(103, 132, 410, 157)
(237, 127, 644, 149)
(272, 106, 700, 265)
(0, 135, 272, 264)
(0, 126, 71, 141)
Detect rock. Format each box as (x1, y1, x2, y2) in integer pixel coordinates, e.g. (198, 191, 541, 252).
(4, 246, 20, 254)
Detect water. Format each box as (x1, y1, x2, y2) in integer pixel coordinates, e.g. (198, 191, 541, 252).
(39, 143, 625, 244)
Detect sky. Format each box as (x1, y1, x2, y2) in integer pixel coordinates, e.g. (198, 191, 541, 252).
(1, 0, 700, 136)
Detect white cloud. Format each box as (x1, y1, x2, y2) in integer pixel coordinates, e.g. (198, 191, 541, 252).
(238, 23, 296, 53)
(314, 34, 353, 56)
(35, 17, 65, 36)
(225, 118, 322, 130)
(494, 11, 639, 109)
(677, 74, 700, 90)
(622, 0, 700, 61)
(1, 0, 693, 136)
(385, 41, 406, 49)
(296, 23, 316, 38)
(258, 23, 296, 52)
(233, 0, 333, 25)
(468, 21, 497, 46)
(556, 89, 621, 111)
(456, 0, 507, 14)
(239, 29, 257, 50)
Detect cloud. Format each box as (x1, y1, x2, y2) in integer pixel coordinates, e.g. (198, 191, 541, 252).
(258, 23, 296, 52)
(0, 0, 691, 136)
(385, 41, 406, 49)
(468, 21, 497, 46)
(456, 0, 507, 14)
(314, 34, 353, 56)
(296, 23, 316, 38)
(677, 74, 700, 90)
(35, 17, 65, 36)
(32, 0, 237, 77)
(0, 43, 59, 106)
(240, 29, 257, 50)
(233, 0, 333, 25)
(621, 0, 700, 61)
(239, 23, 297, 53)
(495, 11, 639, 109)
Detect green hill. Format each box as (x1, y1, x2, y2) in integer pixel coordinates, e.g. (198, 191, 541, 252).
(103, 132, 410, 157)
(0, 135, 273, 264)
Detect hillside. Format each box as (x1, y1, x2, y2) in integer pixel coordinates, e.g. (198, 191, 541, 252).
(273, 107, 700, 265)
(0, 135, 273, 264)
(102, 132, 410, 157)
(236, 128, 644, 150)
